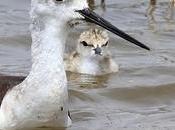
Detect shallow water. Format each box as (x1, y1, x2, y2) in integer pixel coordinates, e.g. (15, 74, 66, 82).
(0, 0, 175, 129)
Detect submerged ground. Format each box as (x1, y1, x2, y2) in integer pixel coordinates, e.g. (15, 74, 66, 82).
(0, 0, 175, 129)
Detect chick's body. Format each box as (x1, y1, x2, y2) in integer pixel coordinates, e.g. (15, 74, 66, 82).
(65, 29, 119, 75)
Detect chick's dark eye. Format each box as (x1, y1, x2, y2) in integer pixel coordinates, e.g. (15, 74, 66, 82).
(103, 41, 109, 47)
(55, 0, 63, 3)
(81, 41, 88, 46)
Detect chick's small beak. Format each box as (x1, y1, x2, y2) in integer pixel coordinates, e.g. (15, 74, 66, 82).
(93, 46, 102, 55)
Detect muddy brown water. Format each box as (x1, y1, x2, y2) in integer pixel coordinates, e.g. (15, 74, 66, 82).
(0, 0, 175, 129)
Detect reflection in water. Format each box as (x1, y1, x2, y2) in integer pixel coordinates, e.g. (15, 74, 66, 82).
(67, 72, 111, 89)
(146, 0, 175, 31)
(146, 0, 157, 30)
(166, 0, 175, 22)
(87, 0, 95, 9)
(87, 0, 106, 10)
(101, 0, 106, 9)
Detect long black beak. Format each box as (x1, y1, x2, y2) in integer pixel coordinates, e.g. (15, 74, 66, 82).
(76, 8, 150, 51)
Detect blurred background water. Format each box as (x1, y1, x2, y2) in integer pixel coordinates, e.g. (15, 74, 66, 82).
(0, 0, 175, 129)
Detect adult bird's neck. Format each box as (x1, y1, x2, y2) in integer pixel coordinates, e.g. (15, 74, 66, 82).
(30, 18, 69, 77)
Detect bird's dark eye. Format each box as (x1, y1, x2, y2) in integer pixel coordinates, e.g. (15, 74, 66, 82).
(102, 41, 109, 47)
(81, 41, 88, 46)
(55, 0, 63, 3)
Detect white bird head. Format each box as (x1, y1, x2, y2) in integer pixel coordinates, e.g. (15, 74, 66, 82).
(31, 0, 150, 50)
(31, 0, 88, 22)
(77, 28, 109, 57)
